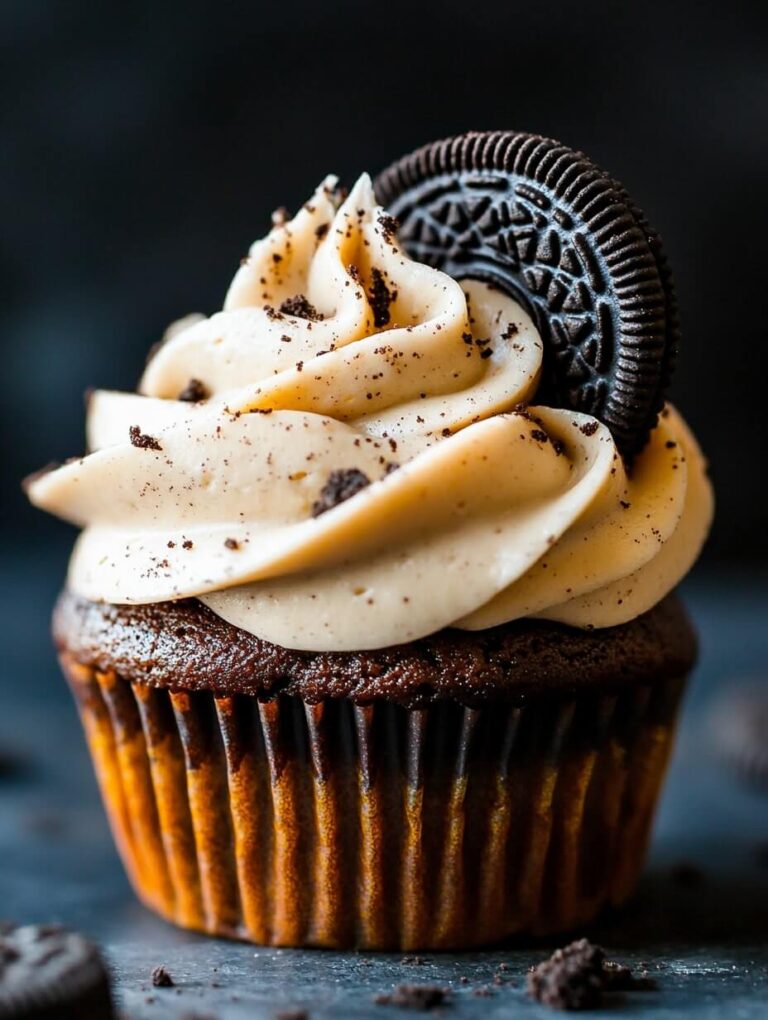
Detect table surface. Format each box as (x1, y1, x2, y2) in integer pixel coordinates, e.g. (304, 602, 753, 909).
(2, 555, 767, 1019)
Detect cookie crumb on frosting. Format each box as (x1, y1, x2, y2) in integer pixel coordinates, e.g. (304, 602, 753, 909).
(177, 378, 209, 402)
(129, 426, 162, 451)
(367, 267, 397, 328)
(312, 468, 371, 517)
(280, 294, 324, 321)
(377, 212, 399, 244)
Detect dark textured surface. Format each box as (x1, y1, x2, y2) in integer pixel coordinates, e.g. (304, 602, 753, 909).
(53, 591, 697, 708)
(374, 131, 677, 456)
(2, 557, 768, 1017)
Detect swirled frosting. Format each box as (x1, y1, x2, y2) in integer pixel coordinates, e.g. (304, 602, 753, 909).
(27, 174, 713, 651)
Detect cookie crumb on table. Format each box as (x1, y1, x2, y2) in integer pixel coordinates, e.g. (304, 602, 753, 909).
(374, 983, 449, 1009)
(151, 964, 175, 987)
(527, 938, 658, 1010)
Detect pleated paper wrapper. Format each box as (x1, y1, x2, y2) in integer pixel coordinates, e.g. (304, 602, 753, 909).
(61, 652, 684, 950)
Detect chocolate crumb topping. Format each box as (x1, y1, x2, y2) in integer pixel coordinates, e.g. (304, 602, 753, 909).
(315, 223, 330, 241)
(579, 421, 599, 437)
(311, 468, 371, 517)
(368, 268, 397, 328)
(280, 294, 324, 321)
(129, 426, 162, 451)
(177, 378, 209, 402)
(377, 213, 399, 244)
(151, 965, 174, 988)
(374, 984, 449, 1010)
(224, 538, 240, 550)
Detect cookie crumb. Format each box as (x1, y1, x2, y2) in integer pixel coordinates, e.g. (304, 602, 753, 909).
(377, 213, 399, 243)
(178, 378, 209, 402)
(280, 294, 324, 321)
(129, 426, 162, 451)
(374, 984, 449, 1010)
(527, 939, 657, 1010)
(151, 965, 175, 988)
(368, 267, 397, 328)
(311, 469, 371, 517)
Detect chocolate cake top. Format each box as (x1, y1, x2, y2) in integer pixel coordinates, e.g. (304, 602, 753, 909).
(55, 590, 696, 708)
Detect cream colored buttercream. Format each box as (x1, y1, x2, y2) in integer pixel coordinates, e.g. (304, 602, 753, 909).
(27, 174, 713, 651)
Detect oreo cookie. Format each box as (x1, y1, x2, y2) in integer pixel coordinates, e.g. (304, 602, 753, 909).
(0, 923, 115, 1019)
(374, 131, 679, 456)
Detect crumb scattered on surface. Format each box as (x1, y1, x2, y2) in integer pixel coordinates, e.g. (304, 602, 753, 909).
(374, 983, 449, 1010)
(527, 938, 657, 1011)
(151, 965, 175, 988)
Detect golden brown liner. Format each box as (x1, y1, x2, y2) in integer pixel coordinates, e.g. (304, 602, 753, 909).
(61, 652, 685, 950)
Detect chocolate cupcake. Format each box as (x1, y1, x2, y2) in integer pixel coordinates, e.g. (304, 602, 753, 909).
(26, 133, 713, 949)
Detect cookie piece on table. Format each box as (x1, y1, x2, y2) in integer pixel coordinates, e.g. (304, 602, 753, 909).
(0, 923, 114, 1019)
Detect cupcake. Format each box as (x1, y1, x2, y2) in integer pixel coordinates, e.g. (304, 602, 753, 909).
(26, 132, 713, 949)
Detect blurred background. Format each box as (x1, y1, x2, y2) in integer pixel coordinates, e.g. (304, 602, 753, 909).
(2, 0, 767, 573)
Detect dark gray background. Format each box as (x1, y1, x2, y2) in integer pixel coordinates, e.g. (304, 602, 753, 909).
(2, 0, 767, 567)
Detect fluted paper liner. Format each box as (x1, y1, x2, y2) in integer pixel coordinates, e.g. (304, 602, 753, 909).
(61, 652, 684, 949)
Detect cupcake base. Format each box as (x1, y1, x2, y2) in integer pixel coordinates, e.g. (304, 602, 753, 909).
(61, 652, 685, 949)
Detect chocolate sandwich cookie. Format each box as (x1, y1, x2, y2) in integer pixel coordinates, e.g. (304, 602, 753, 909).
(0, 923, 114, 1019)
(375, 131, 678, 457)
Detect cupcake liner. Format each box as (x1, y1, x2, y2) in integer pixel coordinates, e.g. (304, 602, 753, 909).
(61, 652, 685, 950)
